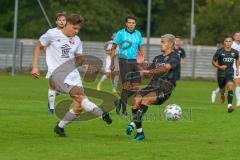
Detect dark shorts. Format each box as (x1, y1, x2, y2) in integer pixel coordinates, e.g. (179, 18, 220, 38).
(217, 74, 234, 89)
(137, 79, 174, 105)
(118, 58, 141, 83)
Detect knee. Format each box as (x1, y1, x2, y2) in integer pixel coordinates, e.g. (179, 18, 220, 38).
(227, 84, 234, 91)
(123, 81, 131, 90)
(132, 96, 142, 108)
(80, 98, 96, 112)
(131, 83, 140, 91)
(236, 80, 240, 86)
(73, 104, 83, 113)
(141, 99, 150, 106)
(71, 94, 87, 104)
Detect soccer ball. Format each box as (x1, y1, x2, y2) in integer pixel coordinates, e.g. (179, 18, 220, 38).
(164, 104, 182, 121)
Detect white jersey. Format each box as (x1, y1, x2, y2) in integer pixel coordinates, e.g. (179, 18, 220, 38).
(39, 28, 83, 87)
(232, 41, 240, 78)
(103, 40, 119, 72)
(232, 41, 240, 51)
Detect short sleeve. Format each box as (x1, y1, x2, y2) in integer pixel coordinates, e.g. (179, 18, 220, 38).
(148, 56, 158, 69)
(180, 48, 186, 58)
(104, 41, 113, 51)
(212, 50, 220, 61)
(76, 38, 83, 55)
(138, 31, 143, 46)
(113, 30, 121, 45)
(39, 29, 53, 47)
(167, 55, 180, 70)
(235, 51, 239, 60)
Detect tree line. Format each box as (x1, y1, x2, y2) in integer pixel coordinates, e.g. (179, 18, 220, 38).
(0, 0, 239, 45)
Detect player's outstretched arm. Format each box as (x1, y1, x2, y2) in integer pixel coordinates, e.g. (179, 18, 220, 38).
(31, 41, 43, 79)
(141, 64, 171, 78)
(75, 54, 96, 74)
(110, 43, 117, 56)
(75, 54, 85, 66)
(138, 45, 147, 62)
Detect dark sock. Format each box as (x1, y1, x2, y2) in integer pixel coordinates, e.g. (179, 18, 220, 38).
(127, 90, 135, 98)
(132, 104, 148, 129)
(132, 108, 140, 128)
(228, 90, 233, 104)
(121, 89, 128, 113)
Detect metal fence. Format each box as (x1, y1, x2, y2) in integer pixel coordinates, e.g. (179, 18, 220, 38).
(0, 38, 217, 79)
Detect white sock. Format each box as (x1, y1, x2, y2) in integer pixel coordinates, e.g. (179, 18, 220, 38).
(81, 98, 103, 117)
(137, 128, 143, 133)
(48, 89, 56, 109)
(112, 75, 119, 89)
(236, 87, 240, 103)
(58, 109, 79, 128)
(130, 122, 136, 128)
(214, 88, 220, 94)
(99, 75, 107, 84)
(228, 104, 232, 108)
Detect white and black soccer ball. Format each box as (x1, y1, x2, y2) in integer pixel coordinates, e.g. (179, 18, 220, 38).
(164, 104, 182, 121)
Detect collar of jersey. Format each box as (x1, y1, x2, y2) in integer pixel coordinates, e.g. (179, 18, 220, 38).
(125, 28, 135, 34)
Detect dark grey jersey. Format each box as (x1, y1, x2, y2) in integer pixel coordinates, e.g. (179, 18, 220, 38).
(212, 48, 238, 77)
(149, 52, 180, 86)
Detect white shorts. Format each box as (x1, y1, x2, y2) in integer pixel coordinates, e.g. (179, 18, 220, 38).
(104, 55, 111, 73)
(47, 69, 83, 93)
(64, 70, 83, 87)
(233, 61, 240, 79)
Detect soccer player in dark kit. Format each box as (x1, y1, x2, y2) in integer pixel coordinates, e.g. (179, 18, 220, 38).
(125, 34, 180, 141)
(212, 35, 239, 113)
(174, 36, 186, 80)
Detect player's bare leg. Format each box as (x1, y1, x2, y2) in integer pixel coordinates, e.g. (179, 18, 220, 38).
(97, 72, 110, 91)
(54, 86, 112, 137)
(111, 71, 119, 93)
(235, 78, 240, 107)
(126, 92, 156, 141)
(220, 87, 225, 104)
(120, 82, 140, 116)
(211, 87, 220, 103)
(48, 79, 57, 114)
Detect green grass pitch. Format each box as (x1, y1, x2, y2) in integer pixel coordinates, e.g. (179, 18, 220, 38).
(1, 75, 240, 160)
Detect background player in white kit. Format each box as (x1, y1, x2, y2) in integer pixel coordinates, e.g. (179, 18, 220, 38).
(31, 14, 112, 137)
(96, 33, 119, 93)
(232, 32, 240, 106)
(46, 12, 66, 114)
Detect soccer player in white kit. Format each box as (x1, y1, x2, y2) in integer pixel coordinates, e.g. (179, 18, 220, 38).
(46, 12, 66, 114)
(232, 32, 240, 106)
(31, 14, 112, 137)
(96, 33, 119, 92)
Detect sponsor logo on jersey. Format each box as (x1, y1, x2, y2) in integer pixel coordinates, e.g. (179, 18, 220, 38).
(61, 44, 71, 58)
(223, 57, 234, 62)
(156, 63, 165, 68)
